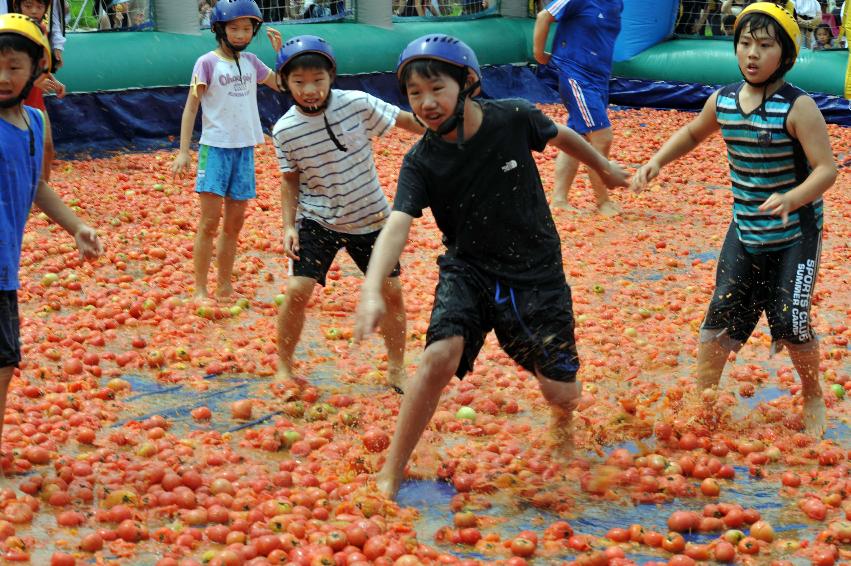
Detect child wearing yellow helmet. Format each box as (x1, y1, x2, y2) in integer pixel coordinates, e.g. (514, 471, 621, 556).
(632, 2, 837, 438)
(0, 13, 102, 468)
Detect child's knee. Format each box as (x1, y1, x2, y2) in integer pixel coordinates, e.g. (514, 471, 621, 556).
(538, 377, 580, 412)
(421, 338, 463, 380)
(197, 216, 220, 237)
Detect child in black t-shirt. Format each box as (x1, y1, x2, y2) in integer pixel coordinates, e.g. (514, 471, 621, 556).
(353, 34, 628, 499)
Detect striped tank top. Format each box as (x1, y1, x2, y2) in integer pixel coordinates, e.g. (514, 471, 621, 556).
(716, 82, 823, 253)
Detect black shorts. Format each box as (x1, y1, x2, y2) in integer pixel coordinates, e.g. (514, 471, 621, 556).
(291, 219, 401, 286)
(0, 291, 21, 368)
(426, 259, 579, 382)
(702, 222, 821, 347)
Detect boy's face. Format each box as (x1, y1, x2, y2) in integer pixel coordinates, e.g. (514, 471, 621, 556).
(815, 28, 831, 43)
(0, 49, 35, 106)
(736, 23, 783, 84)
(223, 17, 255, 49)
(19, 0, 47, 20)
(405, 69, 462, 132)
(286, 67, 332, 113)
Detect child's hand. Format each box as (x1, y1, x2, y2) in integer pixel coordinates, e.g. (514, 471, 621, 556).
(283, 227, 300, 260)
(171, 152, 192, 178)
(267, 27, 283, 52)
(630, 162, 660, 193)
(758, 192, 796, 226)
(534, 51, 551, 66)
(354, 289, 386, 343)
(602, 161, 628, 188)
(74, 225, 103, 260)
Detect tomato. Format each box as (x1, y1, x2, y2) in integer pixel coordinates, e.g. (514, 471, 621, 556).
(661, 532, 686, 554)
(79, 532, 104, 552)
(362, 535, 388, 561)
(667, 555, 696, 566)
(361, 429, 390, 453)
(510, 536, 537, 557)
(801, 498, 828, 521)
(57, 510, 85, 527)
(667, 511, 700, 533)
(713, 540, 736, 562)
(606, 527, 630, 543)
(736, 536, 760, 555)
(50, 553, 76, 566)
(700, 478, 720, 497)
(749, 520, 774, 542)
(231, 400, 254, 420)
(781, 471, 801, 488)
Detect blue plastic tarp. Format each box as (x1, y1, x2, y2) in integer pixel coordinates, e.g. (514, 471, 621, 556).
(45, 64, 851, 156)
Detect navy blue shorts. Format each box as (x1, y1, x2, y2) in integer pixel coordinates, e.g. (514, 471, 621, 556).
(426, 259, 580, 382)
(702, 222, 821, 347)
(558, 74, 611, 135)
(290, 219, 401, 286)
(0, 291, 21, 368)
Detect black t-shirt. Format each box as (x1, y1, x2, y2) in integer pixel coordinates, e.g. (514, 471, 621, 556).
(394, 99, 565, 288)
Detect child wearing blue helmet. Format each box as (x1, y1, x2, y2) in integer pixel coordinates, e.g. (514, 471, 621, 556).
(271, 35, 423, 390)
(354, 35, 628, 498)
(172, 0, 282, 301)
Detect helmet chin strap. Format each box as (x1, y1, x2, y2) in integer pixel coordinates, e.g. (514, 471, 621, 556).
(431, 79, 480, 149)
(292, 90, 348, 152)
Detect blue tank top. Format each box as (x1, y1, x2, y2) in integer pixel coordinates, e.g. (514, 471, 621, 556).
(0, 106, 45, 291)
(546, 0, 622, 83)
(716, 82, 823, 253)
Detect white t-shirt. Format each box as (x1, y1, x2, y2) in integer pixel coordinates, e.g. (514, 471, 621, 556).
(272, 89, 400, 235)
(191, 51, 272, 148)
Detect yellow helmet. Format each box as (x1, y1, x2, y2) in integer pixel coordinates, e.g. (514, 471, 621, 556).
(0, 13, 51, 68)
(735, 2, 801, 56)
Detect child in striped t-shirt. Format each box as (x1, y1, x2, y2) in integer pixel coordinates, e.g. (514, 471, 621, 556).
(632, 3, 836, 438)
(270, 35, 423, 390)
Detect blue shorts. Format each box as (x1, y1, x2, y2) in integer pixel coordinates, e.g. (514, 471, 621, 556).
(558, 75, 611, 135)
(195, 145, 256, 200)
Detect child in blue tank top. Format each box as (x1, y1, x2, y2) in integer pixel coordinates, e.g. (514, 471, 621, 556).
(631, 3, 837, 438)
(0, 14, 102, 469)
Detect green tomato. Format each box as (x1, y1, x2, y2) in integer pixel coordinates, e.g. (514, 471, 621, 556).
(831, 383, 845, 399)
(456, 406, 477, 421)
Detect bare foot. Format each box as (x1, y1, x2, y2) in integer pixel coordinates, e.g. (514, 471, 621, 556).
(803, 395, 826, 438)
(193, 288, 209, 301)
(386, 366, 406, 394)
(596, 200, 621, 217)
(375, 468, 402, 500)
(216, 284, 234, 299)
(551, 199, 580, 212)
(274, 363, 293, 383)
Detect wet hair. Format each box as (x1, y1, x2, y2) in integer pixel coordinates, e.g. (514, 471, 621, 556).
(0, 33, 41, 68)
(280, 52, 334, 79)
(11, 0, 50, 10)
(734, 12, 797, 79)
(399, 59, 469, 94)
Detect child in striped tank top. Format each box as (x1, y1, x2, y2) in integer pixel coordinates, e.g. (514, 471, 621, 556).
(632, 2, 837, 438)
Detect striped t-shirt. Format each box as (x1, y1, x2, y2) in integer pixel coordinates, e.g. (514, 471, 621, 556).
(272, 89, 400, 235)
(716, 82, 823, 253)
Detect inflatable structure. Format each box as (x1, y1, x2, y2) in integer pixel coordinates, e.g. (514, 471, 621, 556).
(48, 0, 849, 153)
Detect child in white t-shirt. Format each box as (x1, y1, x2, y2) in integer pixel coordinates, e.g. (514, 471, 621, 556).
(172, 0, 281, 301)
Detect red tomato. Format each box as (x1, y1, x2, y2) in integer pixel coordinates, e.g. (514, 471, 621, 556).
(361, 429, 390, 453)
(713, 540, 736, 562)
(510, 536, 537, 557)
(50, 553, 76, 566)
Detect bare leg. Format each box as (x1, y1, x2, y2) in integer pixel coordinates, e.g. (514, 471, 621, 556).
(380, 277, 407, 390)
(584, 127, 618, 216)
(0, 366, 13, 456)
(275, 276, 317, 381)
(696, 336, 732, 391)
(193, 193, 223, 300)
(376, 337, 463, 499)
(536, 374, 581, 456)
(216, 198, 248, 299)
(551, 151, 581, 210)
(787, 341, 826, 438)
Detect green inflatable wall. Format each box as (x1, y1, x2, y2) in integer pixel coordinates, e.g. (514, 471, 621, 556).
(58, 19, 847, 97)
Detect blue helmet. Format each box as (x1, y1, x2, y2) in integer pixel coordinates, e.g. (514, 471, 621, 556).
(275, 35, 336, 75)
(396, 35, 480, 88)
(210, 0, 263, 28)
